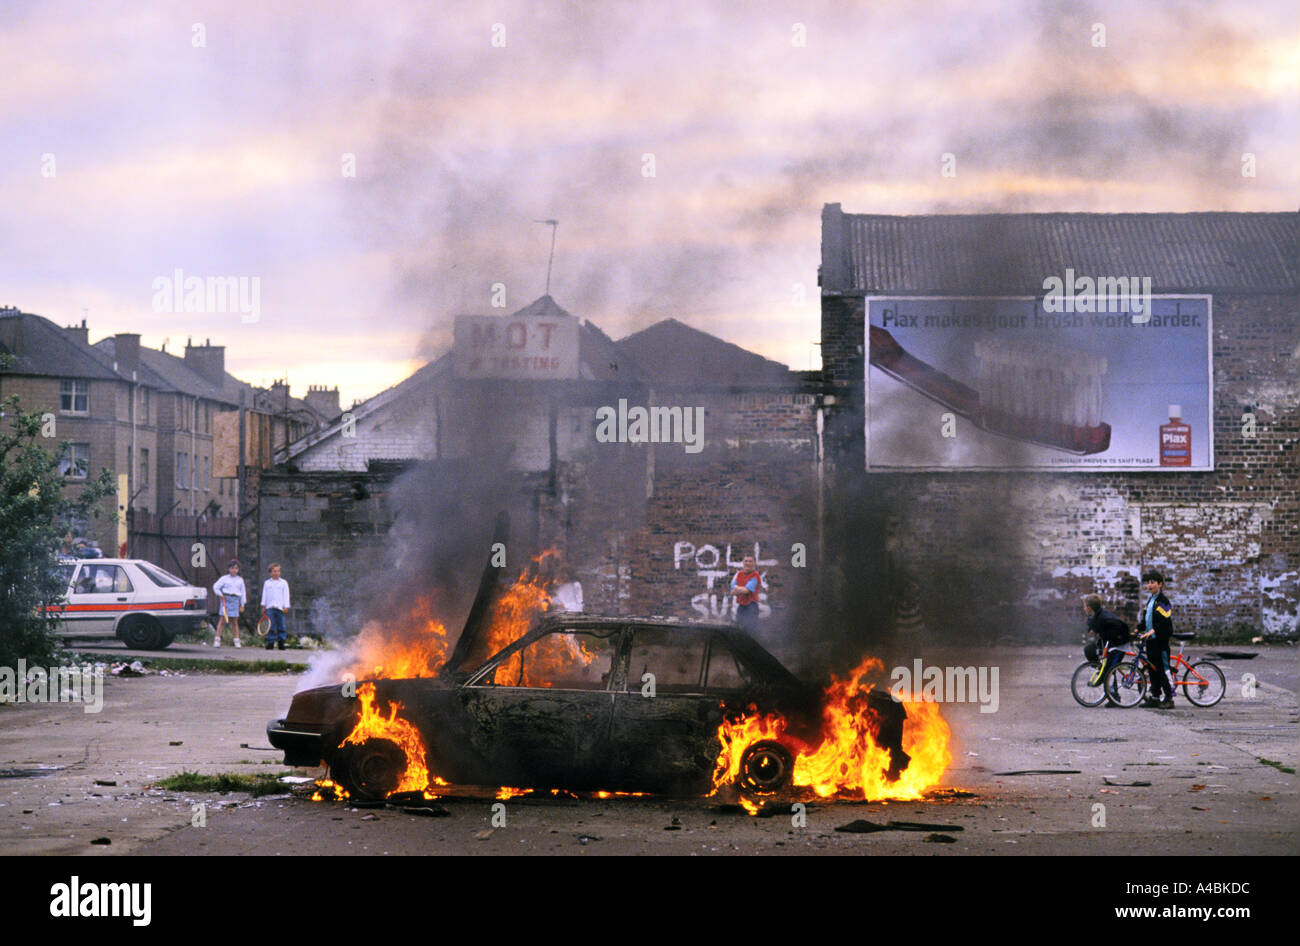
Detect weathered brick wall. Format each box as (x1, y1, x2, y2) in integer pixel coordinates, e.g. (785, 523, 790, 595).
(820, 292, 1300, 639)
(256, 469, 395, 633)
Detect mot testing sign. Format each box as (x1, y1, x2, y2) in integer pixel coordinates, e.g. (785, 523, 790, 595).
(453, 313, 580, 380)
(864, 296, 1213, 471)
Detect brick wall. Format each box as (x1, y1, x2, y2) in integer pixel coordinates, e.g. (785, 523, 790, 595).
(819, 292, 1300, 640)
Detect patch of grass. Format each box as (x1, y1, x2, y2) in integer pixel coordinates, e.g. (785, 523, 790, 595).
(73, 653, 305, 674)
(1258, 758, 1295, 774)
(155, 770, 295, 797)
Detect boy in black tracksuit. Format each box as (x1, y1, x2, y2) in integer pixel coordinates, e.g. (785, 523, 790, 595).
(1137, 570, 1176, 707)
(1083, 594, 1130, 684)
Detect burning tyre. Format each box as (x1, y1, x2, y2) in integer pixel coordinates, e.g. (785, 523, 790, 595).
(737, 740, 794, 794)
(330, 738, 407, 802)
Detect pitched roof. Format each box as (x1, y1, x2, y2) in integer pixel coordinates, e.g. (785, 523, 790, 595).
(0, 312, 124, 381)
(614, 318, 796, 387)
(821, 204, 1299, 295)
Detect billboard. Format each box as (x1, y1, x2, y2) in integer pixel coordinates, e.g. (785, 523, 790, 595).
(453, 313, 580, 380)
(865, 296, 1213, 471)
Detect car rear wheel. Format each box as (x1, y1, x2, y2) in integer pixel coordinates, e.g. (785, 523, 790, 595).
(118, 615, 165, 650)
(738, 740, 794, 795)
(330, 738, 406, 802)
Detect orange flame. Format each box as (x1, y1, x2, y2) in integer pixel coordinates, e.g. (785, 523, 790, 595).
(341, 682, 430, 794)
(712, 657, 952, 801)
(344, 597, 452, 681)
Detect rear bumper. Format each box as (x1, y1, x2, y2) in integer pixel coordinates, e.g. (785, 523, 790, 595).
(268, 718, 327, 767)
(153, 612, 209, 636)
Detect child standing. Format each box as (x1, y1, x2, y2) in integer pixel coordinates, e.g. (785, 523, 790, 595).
(260, 563, 291, 651)
(212, 559, 246, 647)
(1137, 569, 1176, 708)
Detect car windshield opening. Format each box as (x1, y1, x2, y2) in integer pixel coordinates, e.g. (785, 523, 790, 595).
(490, 629, 617, 690)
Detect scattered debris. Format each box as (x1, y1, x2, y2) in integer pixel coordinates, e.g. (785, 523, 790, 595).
(577, 834, 600, 845)
(90, 837, 111, 845)
(923, 833, 957, 843)
(92, 779, 116, 787)
(835, 819, 964, 834)
(360, 813, 378, 821)
(1204, 651, 1255, 660)
(665, 816, 682, 831)
(929, 788, 977, 799)
(168, 741, 183, 746)
(1190, 784, 1206, 792)
(401, 805, 450, 817)
(994, 769, 1081, 776)
(1102, 778, 1152, 787)
(474, 828, 494, 840)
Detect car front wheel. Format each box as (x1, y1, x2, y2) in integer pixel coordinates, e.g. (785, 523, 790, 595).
(118, 615, 165, 650)
(330, 738, 406, 802)
(738, 740, 794, 795)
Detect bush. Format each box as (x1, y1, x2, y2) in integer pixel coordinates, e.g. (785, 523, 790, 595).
(0, 391, 115, 668)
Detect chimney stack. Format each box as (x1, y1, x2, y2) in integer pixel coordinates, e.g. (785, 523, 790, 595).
(113, 333, 141, 377)
(184, 339, 226, 387)
(65, 319, 89, 346)
(305, 384, 340, 419)
(269, 379, 290, 411)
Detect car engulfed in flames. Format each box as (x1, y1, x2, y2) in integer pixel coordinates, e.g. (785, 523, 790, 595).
(268, 535, 951, 805)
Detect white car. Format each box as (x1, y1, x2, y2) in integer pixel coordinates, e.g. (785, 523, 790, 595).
(48, 558, 208, 650)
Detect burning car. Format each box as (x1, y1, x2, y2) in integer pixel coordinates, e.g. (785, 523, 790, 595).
(269, 515, 948, 803)
(269, 612, 914, 801)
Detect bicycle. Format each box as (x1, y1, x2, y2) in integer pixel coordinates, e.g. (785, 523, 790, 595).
(1071, 639, 1138, 707)
(1106, 634, 1226, 708)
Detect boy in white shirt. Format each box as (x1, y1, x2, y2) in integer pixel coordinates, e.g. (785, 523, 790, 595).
(260, 563, 291, 651)
(212, 559, 246, 647)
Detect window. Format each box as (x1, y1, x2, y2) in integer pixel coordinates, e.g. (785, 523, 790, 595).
(138, 387, 150, 425)
(139, 448, 149, 486)
(60, 379, 89, 414)
(138, 562, 186, 588)
(73, 564, 133, 595)
(627, 627, 707, 692)
(484, 629, 619, 690)
(59, 443, 89, 479)
(705, 636, 752, 690)
(177, 452, 188, 489)
(203, 456, 210, 491)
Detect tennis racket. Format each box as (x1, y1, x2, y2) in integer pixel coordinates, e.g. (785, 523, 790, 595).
(256, 611, 271, 637)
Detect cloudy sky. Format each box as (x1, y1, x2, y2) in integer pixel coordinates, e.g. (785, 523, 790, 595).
(3, 0, 1295, 406)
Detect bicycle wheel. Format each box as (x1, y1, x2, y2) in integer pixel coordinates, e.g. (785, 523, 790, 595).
(1182, 660, 1225, 707)
(1105, 661, 1147, 708)
(1071, 662, 1107, 707)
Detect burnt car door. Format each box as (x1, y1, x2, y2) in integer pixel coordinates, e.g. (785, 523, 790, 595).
(454, 625, 624, 790)
(607, 625, 724, 795)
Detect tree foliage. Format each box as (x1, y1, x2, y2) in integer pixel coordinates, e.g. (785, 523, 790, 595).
(0, 391, 116, 667)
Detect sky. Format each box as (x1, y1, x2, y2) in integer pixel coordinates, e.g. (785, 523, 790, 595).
(2, 0, 1295, 407)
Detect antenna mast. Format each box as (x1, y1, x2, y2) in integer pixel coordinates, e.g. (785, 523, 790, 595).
(534, 219, 558, 296)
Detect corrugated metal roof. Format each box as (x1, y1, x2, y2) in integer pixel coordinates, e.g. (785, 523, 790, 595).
(824, 207, 1298, 294)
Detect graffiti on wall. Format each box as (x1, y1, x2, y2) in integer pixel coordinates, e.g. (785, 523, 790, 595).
(672, 542, 776, 621)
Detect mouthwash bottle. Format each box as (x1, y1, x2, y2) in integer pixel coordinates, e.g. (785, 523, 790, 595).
(1159, 405, 1191, 466)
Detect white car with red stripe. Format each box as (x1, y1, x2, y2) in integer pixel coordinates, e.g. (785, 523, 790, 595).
(49, 558, 208, 650)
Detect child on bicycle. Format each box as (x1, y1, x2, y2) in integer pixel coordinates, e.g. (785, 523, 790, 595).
(1083, 594, 1130, 687)
(1137, 569, 1176, 708)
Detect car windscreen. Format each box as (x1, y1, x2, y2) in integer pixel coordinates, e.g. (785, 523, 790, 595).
(137, 562, 188, 588)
